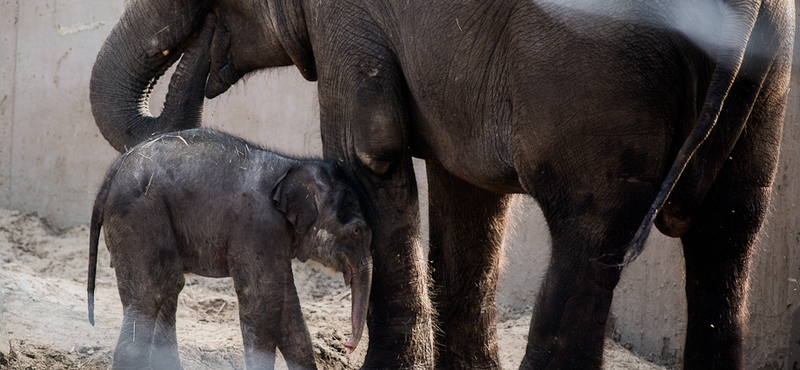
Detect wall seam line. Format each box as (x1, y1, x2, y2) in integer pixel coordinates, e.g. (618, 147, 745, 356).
(7, 0, 19, 207)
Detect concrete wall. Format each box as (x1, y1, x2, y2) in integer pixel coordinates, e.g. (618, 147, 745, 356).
(1, 0, 797, 368)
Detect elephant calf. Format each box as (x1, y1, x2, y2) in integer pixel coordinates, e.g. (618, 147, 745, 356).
(87, 128, 373, 370)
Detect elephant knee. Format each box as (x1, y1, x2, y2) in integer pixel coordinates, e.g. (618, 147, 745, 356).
(353, 112, 407, 175)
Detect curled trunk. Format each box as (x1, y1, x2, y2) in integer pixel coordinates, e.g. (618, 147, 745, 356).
(90, 1, 211, 152)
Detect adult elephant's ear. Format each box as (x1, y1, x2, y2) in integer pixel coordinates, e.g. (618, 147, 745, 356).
(271, 167, 319, 239)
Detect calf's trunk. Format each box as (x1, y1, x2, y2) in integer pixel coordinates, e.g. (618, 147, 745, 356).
(344, 262, 373, 353)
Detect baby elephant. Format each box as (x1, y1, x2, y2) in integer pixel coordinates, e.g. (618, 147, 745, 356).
(87, 128, 372, 370)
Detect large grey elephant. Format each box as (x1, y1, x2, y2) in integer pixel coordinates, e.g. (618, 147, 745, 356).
(89, 0, 795, 369)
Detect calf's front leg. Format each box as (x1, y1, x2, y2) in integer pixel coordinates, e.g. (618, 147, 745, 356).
(276, 272, 316, 370)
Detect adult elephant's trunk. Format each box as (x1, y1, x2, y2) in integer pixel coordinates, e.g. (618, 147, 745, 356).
(90, 0, 209, 152)
(344, 261, 373, 353)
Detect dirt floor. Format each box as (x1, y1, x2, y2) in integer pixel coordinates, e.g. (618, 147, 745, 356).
(0, 208, 667, 369)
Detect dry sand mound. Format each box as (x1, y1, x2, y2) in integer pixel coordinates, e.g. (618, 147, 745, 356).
(0, 209, 665, 369)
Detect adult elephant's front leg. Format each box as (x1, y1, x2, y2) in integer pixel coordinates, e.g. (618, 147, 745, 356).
(334, 154, 432, 369)
(427, 160, 513, 369)
(322, 159, 433, 368)
(315, 9, 433, 365)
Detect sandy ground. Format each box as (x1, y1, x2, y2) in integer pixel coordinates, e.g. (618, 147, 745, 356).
(0, 208, 667, 369)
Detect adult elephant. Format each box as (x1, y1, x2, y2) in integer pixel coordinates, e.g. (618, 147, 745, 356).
(90, 0, 794, 369)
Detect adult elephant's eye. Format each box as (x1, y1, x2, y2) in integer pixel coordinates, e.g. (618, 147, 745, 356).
(351, 225, 361, 238)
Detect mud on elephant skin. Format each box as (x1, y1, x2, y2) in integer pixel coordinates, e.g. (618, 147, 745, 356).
(87, 128, 372, 370)
(90, 0, 795, 369)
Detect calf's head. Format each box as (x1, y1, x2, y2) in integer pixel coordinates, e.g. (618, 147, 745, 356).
(271, 162, 373, 352)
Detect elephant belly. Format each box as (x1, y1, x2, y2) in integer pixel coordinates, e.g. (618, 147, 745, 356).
(171, 219, 233, 278)
(411, 119, 525, 194)
(178, 242, 231, 278)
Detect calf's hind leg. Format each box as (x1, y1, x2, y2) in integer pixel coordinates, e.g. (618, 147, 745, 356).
(107, 210, 183, 369)
(113, 306, 158, 369)
(151, 274, 185, 370)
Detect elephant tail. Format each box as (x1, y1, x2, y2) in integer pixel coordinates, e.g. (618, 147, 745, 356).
(624, 0, 763, 264)
(88, 164, 118, 325)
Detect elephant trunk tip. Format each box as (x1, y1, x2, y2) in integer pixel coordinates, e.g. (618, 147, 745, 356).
(344, 337, 359, 354)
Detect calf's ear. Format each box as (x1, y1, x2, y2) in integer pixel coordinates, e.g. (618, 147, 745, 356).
(271, 168, 319, 236)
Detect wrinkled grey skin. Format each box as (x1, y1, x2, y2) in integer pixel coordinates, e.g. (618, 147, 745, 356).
(87, 129, 373, 370)
(90, 0, 795, 369)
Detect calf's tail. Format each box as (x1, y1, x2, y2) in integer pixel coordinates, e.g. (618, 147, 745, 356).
(88, 164, 119, 325)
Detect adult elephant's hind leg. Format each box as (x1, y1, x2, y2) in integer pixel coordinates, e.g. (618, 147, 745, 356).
(680, 186, 766, 370)
(520, 176, 655, 370)
(680, 30, 790, 368)
(427, 160, 513, 369)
